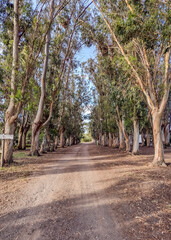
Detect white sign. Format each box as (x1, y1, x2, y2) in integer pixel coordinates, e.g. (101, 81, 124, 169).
(0, 134, 14, 140)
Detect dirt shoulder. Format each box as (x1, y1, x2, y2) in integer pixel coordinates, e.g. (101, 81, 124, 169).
(0, 144, 170, 240)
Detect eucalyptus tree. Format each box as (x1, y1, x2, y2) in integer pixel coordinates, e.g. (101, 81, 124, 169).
(84, 14, 151, 153)
(3, 0, 20, 163)
(30, 0, 55, 156)
(0, 0, 59, 162)
(29, 0, 93, 155)
(93, 0, 171, 166)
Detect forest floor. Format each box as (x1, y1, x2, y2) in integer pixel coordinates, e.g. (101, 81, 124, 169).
(0, 143, 170, 240)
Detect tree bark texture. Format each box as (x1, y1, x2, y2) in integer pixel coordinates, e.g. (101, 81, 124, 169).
(4, 0, 19, 163)
(30, 0, 54, 156)
(60, 128, 65, 148)
(122, 119, 131, 152)
(112, 135, 118, 148)
(22, 126, 29, 150)
(54, 136, 59, 149)
(108, 133, 112, 147)
(132, 118, 139, 154)
(151, 111, 166, 166)
(118, 124, 125, 149)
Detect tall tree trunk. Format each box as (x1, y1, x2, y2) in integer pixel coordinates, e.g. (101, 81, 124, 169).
(108, 133, 112, 147)
(30, 1, 54, 156)
(112, 135, 118, 148)
(4, 0, 19, 163)
(22, 126, 29, 150)
(141, 131, 145, 147)
(17, 110, 26, 150)
(54, 136, 58, 149)
(164, 124, 170, 147)
(46, 133, 51, 152)
(99, 133, 102, 145)
(93, 2, 170, 165)
(116, 106, 126, 150)
(69, 135, 73, 146)
(102, 134, 105, 146)
(132, 118, 139, 154)
(17, 126, 24, 150)
(118, 124, 125, 149)
(151, 111, 166, 166)
(40, 129, 47, 154)
(60, 128, 65, 148)
(122, 119, 131, 152)
(4, 122, 16, 163)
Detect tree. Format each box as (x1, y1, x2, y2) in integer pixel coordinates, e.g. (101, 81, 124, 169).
(93, 0, 171, 166)
(4, 0, 19, 163)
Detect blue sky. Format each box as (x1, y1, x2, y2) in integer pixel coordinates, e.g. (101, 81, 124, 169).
(32, 0, 97, 63)
(31, 0, 96, 128)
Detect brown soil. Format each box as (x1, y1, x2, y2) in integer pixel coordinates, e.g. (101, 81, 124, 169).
(0, 143, 170, 240)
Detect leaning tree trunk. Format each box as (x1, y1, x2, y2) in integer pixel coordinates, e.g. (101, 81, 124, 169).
(151, 111, 166, 166)
(120, 119, 131, 152)
(132, 118, 139, 154)
(30, 0, 54, 156)
(4, 0, 19, 163)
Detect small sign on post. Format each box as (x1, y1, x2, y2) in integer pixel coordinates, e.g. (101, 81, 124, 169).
(0, 134, 14, 167)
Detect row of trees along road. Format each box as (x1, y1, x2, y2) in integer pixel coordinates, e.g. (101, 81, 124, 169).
(0, 0, 91, 163)
(0, 0, 170, 167)
(86, 0, 170, 166)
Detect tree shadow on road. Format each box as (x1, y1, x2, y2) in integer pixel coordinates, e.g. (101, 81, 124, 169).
(0, 168, 170, 240)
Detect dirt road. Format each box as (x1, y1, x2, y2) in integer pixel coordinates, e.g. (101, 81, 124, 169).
(0, 143, 170, 240)
(0, 143, 124, 240)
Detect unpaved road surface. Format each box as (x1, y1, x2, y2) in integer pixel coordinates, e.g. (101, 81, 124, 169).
(0, 143, 123, 240)
(0, 143, 170, 240)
